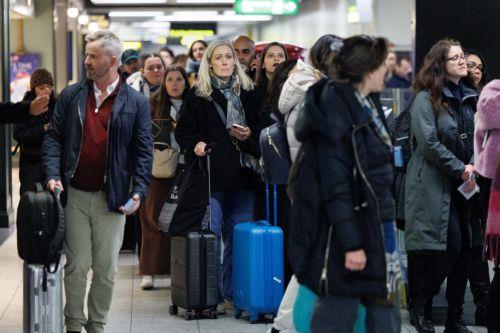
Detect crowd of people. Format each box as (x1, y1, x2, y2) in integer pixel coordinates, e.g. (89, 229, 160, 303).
(7, 28, 500, 333)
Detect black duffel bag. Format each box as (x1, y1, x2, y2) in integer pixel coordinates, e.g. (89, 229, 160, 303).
(17, 183, 65, 272)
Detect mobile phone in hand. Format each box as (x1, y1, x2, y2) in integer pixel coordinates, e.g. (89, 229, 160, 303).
(232, 124, 245, 130)
(123, 198, 136, 215)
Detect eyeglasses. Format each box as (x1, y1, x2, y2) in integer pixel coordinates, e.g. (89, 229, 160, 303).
(466, 61, 484, 72)
(446, 54, 465, 63)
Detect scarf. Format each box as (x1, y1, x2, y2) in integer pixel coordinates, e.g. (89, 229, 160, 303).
(486, 158, 500, 265)
(355, 91, 392, 147)
(210, 74, 247, 129)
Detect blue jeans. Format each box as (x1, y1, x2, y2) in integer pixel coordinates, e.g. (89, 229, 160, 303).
(210, 189, 254, 302)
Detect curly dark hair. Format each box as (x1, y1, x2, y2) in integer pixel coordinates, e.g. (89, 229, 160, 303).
(149, 66, 190, 120)
(330, 35, 389, 84)
(413, 39, 462, 109)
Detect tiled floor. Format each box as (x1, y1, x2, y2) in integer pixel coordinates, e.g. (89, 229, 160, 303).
(0, 164, 488, 333)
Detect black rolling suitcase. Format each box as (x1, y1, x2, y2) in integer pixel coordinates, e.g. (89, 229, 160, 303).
(169, 151, 218, 320)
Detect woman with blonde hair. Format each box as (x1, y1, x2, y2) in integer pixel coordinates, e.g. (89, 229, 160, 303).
(175, 39, 259, 311)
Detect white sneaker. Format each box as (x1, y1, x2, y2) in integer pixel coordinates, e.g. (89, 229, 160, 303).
(216, 302, 226, 314)
(141, 275, 154, 290)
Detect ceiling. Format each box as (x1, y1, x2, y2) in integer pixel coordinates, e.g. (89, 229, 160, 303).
(82, 0, 272, 47)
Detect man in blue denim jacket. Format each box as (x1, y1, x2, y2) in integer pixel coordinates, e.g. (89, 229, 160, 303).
(43, 30, 152, 333)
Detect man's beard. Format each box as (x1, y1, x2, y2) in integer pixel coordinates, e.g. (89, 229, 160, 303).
(86, 67, 108, 80)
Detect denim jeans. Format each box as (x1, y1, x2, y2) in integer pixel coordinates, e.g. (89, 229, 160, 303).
(210, 188, 254, 302)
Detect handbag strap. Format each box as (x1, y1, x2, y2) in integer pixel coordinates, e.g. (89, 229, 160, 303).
(213, 101, 243, 153)
(213, 101, 227, 127)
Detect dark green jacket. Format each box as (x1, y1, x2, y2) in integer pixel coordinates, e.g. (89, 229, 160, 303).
(405, 86, 477, 252)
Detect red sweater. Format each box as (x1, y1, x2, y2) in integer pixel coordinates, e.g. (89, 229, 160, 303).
(71, 80, 120, 191)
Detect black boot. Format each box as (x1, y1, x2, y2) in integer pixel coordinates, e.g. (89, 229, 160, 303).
(411, 297, 435, 333)
(444, 304, 473, 333)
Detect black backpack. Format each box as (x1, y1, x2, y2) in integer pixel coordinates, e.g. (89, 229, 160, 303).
(259, 113, 292, 185)
(17, 183, 65, 272)
(391, 94, 417, 172)
(390, 94, 416, 230)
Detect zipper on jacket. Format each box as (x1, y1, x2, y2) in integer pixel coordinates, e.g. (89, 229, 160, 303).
(351, 122, 389, 296)
(71, 104, 84, 178)
(104, 116, 111, 186)
(351, 123, 382, 224)
(319, 224, 333, 295)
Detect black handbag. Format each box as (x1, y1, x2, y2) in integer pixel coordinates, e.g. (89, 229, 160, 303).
(168, 158, 210, 236)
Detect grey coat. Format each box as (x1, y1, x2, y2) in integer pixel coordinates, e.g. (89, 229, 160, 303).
(405, 87, 477, 252)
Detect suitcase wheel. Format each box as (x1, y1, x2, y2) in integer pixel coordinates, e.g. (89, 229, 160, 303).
(234, 308, 242, 319)
(209, 310, 218, 319)
(185, 310, 194, 321)
(250, 313, 259, 324)
(169, 305, 178, 316)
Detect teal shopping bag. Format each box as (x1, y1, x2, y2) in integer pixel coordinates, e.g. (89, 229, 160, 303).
(293, 283, 366, 333)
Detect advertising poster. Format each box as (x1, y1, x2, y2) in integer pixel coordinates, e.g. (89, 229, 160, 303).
(10, 53, 40, 102)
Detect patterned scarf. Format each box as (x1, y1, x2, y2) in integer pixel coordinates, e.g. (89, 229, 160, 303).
(486, 158, 500, 265)
(210, 74, 247, 129)
(354, 91, 392, 147)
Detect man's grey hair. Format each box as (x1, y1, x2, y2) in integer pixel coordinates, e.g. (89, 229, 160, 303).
(85, 30, 123, 61)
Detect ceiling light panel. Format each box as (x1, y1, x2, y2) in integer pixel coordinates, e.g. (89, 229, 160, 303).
(175, 0, 235, 3)
(91, 0, 167, 4)
(109, 11, 164, 17)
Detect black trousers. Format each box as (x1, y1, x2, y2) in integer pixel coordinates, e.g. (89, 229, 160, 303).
(469, 176, 492, 307)
(487, 267, 500, 331)
(469, 246, 490, 306)
(408, 192, 472, 308)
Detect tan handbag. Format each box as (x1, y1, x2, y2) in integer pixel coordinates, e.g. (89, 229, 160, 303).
(152, 142, 180, 179)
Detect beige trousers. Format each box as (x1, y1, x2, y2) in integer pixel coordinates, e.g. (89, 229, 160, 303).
(63, 186, 126, 333)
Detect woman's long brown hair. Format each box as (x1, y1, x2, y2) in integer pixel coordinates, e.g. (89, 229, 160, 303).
(413, 39, 462, 110)
(149, 66, 190, 120)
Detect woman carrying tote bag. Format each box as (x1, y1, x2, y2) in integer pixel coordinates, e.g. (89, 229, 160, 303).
(138, 66, 190, 290)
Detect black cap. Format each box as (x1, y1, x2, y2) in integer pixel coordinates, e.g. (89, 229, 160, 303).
(121, 49, 139, 65)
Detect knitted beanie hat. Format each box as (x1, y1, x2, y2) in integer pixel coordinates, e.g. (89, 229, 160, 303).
(30, 68, 54, 90)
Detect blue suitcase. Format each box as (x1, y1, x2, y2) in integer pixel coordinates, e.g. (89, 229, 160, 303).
(233, 183, 284, 323)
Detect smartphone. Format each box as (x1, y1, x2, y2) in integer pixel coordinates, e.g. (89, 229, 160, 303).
(232, 124, 245, 130)
(123, 198, 136, 215)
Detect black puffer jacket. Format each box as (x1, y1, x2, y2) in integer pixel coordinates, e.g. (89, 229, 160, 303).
(289, 79, 394, 298)
(14, 91, 56, 193)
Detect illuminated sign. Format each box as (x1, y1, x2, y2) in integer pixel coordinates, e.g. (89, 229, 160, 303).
(234, 0, 299, 16)
(168, 29, 215, 47)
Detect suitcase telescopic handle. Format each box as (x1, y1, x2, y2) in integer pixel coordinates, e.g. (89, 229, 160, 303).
(265, 183, 278, 226)
(205, 145, 213, 231)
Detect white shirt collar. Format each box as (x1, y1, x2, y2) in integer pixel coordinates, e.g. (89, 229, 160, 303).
(93, 76, 120, 108)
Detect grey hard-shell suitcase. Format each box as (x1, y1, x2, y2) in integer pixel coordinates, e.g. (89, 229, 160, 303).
(23, 263, 63, 333)
(169, 152, 218, 320)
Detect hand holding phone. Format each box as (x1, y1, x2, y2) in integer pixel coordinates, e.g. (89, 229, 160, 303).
(123, 198, 135, 215)
(119, 194, 141, 215)
(232, 123, 245, 130)
(230, 124, 251, 141)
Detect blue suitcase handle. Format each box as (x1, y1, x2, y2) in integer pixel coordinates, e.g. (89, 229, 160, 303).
(265, 183, 278, 226)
